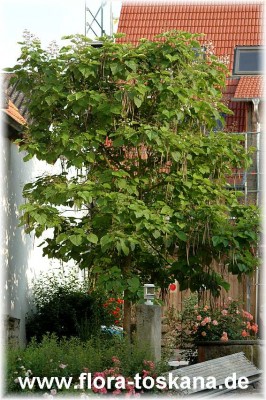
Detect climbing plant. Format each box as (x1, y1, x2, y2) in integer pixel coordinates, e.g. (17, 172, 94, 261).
(8, 31, 259, 333)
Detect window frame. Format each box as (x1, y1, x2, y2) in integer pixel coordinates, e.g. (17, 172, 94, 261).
(233, 46, 263, 75)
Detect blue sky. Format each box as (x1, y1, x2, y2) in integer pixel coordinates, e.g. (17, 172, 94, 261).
(1, 0, 122, 69)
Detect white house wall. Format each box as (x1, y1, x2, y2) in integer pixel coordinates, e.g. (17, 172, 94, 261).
(4, 138, 77, 346)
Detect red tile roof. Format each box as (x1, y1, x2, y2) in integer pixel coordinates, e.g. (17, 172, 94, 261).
(117, 2, 263, 71)
(117, 2, 263, 133)
(234, 76, 264, 99)
(3, 100, 26, 125)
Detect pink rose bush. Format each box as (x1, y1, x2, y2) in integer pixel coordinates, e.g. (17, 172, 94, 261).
(89, 357, 166, 396)
(190, 298, 259, 342)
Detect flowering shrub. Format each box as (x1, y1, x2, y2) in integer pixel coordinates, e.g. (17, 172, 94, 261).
(102, 298, 124, 326)
(10, 355, 164, 396)
(164, 295, 259, 365)
(89, 357, 164, 395)
(7, 334, 168, 395)
(192, 298, 259, 342)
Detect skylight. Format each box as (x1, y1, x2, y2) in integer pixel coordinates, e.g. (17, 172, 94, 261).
(233, 46, 263, 75)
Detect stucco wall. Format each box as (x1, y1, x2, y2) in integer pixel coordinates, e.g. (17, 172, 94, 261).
(3, 138, 76, 346)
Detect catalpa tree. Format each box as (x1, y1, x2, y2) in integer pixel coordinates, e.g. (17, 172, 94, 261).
(9, 31, 259, 333)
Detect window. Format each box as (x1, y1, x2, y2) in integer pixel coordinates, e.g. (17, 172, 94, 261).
(233, 46, 263, 75)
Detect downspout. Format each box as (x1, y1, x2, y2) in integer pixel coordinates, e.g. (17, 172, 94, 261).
(244, 131, 248, 205)
(244, 131, 250, 312)
(252, 98, 260, 324)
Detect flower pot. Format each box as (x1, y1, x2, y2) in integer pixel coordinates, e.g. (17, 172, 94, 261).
(197, 340, 263, 368)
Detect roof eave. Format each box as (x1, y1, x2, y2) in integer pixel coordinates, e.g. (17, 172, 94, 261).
(1, 111, 24, 138)
(231, 97, 263, 102)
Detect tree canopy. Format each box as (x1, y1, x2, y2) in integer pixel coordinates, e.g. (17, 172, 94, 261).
(9, 31, 259, 327)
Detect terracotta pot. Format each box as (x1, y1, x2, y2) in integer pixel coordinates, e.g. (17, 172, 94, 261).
(197, 340, 263, 368)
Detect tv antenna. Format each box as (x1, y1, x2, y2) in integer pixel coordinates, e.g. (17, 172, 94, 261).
(85, 1, 113, 39)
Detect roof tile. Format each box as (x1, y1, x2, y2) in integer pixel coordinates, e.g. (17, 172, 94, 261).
(118, 2, 263, 133)
(3, 100, 27, 125)
(234, 76, 264, 99)
(118, 2, 263, 71)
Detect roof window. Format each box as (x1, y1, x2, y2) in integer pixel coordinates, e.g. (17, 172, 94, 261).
(233, 46, 263, 75)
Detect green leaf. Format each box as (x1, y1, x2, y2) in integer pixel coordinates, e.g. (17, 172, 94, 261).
(120, 240, 130, 256)
(110, 63, 121, 75)
(176, 231, 187, 241)
(133, 97, 142, 108)
(162, 110, 170, 118)
(100, 235, 113, 247)
(171, 151, 181, 162)
(110, 105, 122, 115)
(77, 191, 93, 203)
(56, 233, 67, 244)
(79, 66, 95, 78)
(212, 236, 229, 247)
(87, 233, 98, 244)
(86, 152, 95, 163)
(75, 92, 86, 100)
(117, 179, 127, 189)
(127, 276, 140, 293)
(220, 281, 230, 291)
(34, 214, 47, 225)
(125, 60, 137, 72)
(113, 137, 124, 147)
(153, 230, 161, 239)
(45, 96, 55, 106)
(69, 235, 83, 246)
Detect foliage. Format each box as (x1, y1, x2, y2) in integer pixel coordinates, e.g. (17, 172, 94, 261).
(192, 298, 259, 342)
(30, 270, 88, 309)
(164, 294, 199, 363)
(87, 358, 164, 395)
(7, 30, 260, 303)
(26, 272, 117, 342)
(102, 297, 124, 326)
(7, 334, 168, 395)
(165, 294, 258, 350)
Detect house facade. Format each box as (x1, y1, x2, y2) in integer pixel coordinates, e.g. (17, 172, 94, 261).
(1, 74, 78, 346)
(117, 1, 264, 320)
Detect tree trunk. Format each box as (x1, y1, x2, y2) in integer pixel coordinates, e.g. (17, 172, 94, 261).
(123, 293, 132, 338)
(123, 256, 132, 338)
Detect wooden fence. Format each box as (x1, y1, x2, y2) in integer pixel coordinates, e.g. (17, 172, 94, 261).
(162, 270, 257, 319)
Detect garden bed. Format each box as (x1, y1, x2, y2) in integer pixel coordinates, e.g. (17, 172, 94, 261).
(7, 334, 169, 396)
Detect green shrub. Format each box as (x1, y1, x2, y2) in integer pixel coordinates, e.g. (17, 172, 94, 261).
(7, 334, 168, 394)
(26, 272, 116, 342)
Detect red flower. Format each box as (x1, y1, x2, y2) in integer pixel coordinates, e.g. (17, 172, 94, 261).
(169, 283, 176, 291)
(251, 324, 258, 334)
(241, 330, 249, 338)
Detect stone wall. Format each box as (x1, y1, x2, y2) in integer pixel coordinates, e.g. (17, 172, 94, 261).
(5, 315, 20, 347)
(197, 340, 264, 368)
